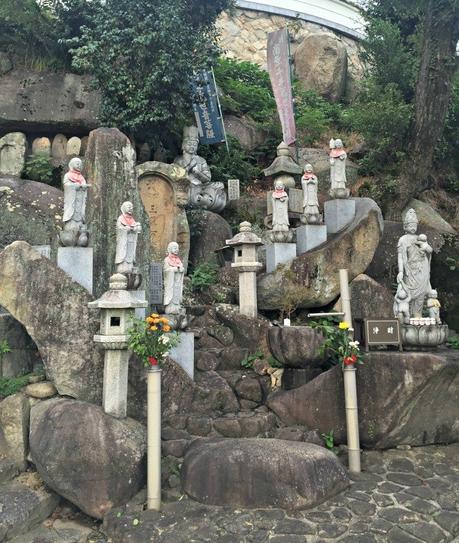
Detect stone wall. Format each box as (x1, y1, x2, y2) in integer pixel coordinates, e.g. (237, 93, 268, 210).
(217, 8, 364, 101)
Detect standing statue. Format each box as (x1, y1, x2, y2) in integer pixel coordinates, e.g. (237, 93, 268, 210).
(269, 179, 293, 243)
(60, 157, 89, 247)
(174, 126, 227, 212)
(301, 163, 320, 224)
(426, 289, 441, 324)
(329, 138, 349, 199)
(115, 201, 142, 275)
(163, 241, 185, 315)
(395, 209, 433, 319)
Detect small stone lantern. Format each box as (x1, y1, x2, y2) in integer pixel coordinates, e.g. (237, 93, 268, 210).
(88, 273, 147, 418)
(263, 141, 303, 189)
(226, 222, 262, 319)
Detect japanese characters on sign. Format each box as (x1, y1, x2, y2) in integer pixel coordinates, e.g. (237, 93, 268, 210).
(364, 319, 402, 351)
(191, 70, 226, 145)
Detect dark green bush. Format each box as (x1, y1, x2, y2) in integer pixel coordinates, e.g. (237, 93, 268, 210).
(23, 155, 56, 185)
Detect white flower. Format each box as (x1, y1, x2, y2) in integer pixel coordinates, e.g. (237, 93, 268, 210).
(163, 351, 169, 357)
(349, 340, 360, 349)
(159, 335, 170, 345)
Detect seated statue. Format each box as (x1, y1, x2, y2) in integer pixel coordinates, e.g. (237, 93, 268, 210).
(174, 126, 227, 212)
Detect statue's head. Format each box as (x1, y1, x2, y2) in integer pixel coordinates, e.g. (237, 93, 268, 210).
(334, 138, 344, 148)
(182, 126, 199, 155)
(121, 201, 134, 215)
(304, 163, 313, 173)
(403, 208, 418, 234)
(69, 157, 83, 172)
(429, 289, 438, 298)
(418, 234, 427, 242)
(167, 241, 179, 255)
(274, 179, 285, 190)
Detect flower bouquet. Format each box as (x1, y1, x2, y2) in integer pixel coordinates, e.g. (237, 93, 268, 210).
(311, 319, 364, 369)
(127, 313, 180, 368)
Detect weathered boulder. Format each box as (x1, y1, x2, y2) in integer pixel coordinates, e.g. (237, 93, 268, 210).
(333, 273, 394, 320)
(0, 69, 100, 133)
(268, 351, 459, 449)
(0, 473, 59, 542)
(24, 381, 57, 399)
(405, 199, 456, 235)
(189, 211, 232, 266)
(182, 438, 349, 509)
(294, 33, 348, 102)
(258, 198, 384, 309)
(30, 398, 146, 519)
(0, 393, 30, 471)
(224, 115, 266, 150)
(85, 128, 150, 297)
(0, 132, 27, 177)
(0, 241, 103, 402)
(0, 178, 63, 253)
(0, 313, 39, 378)
(267, 326, 326, 368)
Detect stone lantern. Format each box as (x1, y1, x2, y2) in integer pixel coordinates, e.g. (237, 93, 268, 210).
(263, 141, 303, 189)
(226, 222, 262, 319)
(88, 273, 147, 418)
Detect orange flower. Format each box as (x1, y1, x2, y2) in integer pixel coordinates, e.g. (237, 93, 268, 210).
(150, 313, 159, 319)
(159, 317, 169, 324)
(146, 317, 154, 324)
(163, 325, 171, 332)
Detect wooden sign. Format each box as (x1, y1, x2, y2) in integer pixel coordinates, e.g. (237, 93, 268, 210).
(364, 319, 402, 351)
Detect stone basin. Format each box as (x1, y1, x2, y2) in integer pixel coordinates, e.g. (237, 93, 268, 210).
(401, 324, 449, 349)
(267, 326, 327, 368)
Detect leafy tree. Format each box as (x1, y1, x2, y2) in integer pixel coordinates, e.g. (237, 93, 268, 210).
(64, 0, 233, 142)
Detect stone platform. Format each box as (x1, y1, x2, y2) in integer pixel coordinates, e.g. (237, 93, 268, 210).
(266, 242, 296, 273)
(57, 247, 93, 294)
(296, 224, 327, 254)
(324, 198, 356, 234)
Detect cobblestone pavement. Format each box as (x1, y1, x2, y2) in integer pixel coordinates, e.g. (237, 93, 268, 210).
(101, 443, 459, 543)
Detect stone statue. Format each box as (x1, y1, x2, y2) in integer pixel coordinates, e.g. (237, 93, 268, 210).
(329, 138, 349, 199)
(393, 284, 411, 325)
(269, 180, 293, 242)
(426, 289, 441, 324)
(395, 208, 433, 318)
(60, 157, 89, 247)
(301, 163, 320, 224)
(115, 201, 142, 274)
(174, 126, 227, 212)
(163, 241, 185, 315)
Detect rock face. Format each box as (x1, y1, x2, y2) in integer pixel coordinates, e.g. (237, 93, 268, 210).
(405, 199, 456, 235)
(224, 115, 266, 150)
(0, 393, 30, 471)
(258, 198, 384, 309)
(334, 273, 394, 321)
(0, 132, 27, 176)
(182, 438, 349, 509)
(268, 351, 459, 449)
(0, 178, 63, 254)
(0, 69, 100, 133)
(267, 326, 326, 368)
(0, 241, 103, 402)
(294, 33, 348, 102)
(189, 211, 233, 266)
(84, 128, 150, 297)
(0, 313, 39, 378)
(30, 398, 147, 519)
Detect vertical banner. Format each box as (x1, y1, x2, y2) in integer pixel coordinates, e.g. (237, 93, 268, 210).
(191, 69, 227, 145)
(267, 28, 296, 145)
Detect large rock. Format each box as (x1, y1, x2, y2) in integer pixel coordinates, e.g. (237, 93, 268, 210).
(182, 438, 349, 509)
(0, 132, 27, 177)
(0, 393, 30, 471)
(0, 241, 103, 402)
(268, 351, 459, 449)
(30, 398, 146, 519)
(0, 69, 100, 133)
(0, 473, 59, 542)
(294, 33, 348, 102)
(405, 199, 456, 235)
(224, 115, 266, 150)
(0, 178, 63, 253)
(267, 326, 326, 368)
(85, 128, 150, 297)
(189, 211, 233, 266)
(258, 198, 384, 309)
(334, 273, 394, 321)
(0, 313, 39, 378)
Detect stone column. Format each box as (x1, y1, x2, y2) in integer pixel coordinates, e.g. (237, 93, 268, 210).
(226, 222, 262, 319)
(88, 273, 147, 418)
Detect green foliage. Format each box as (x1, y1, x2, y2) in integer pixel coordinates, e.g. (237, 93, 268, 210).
(0, 339, 11, 362)
(23, 155, 55, 185)
(127, 314, 180, 367)
(65, 0, 233, 141)
(357, 176, 399, 211)
(0, 374, 30, 399)
(447, 337, 459, 350)
(189, 260, 219, 292)
(321, 430, 335, 451)
(240, 350, 263, 369)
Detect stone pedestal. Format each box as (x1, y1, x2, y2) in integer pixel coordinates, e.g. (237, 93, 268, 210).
(324, 199, 356, 234)
(57, 247, 93, 294)
(32, 245, 51, 259)
(266, 243, 297, 273)
(170, 331, 194, 380)
(296, 225, 327, 254)
(103, 349, 129, 418)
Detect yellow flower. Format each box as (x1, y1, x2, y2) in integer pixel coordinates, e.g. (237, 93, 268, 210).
(163, 325, 171, 332)
(146, 317, 154, 324)
(150, 325, 158, 331)
(151, 318, 160, 324)
(150, 313, 159, 319)
(339, 322, 350, 330)
(159, 317, 169, 324)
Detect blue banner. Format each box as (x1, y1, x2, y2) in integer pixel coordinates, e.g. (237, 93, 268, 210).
(192, 69, 227, 145)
